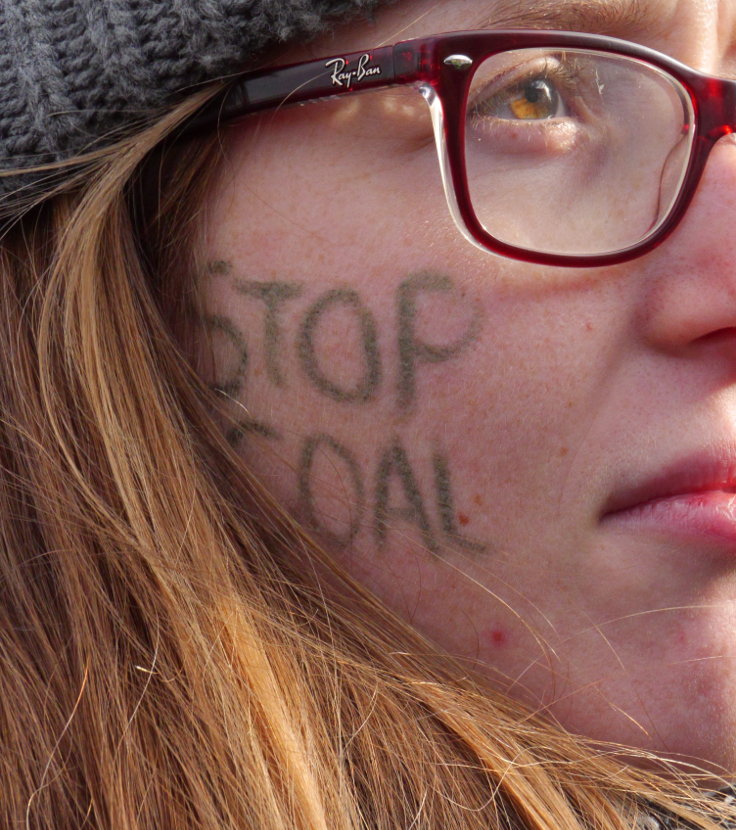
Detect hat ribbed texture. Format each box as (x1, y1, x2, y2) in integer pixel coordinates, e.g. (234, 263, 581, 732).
(0, 0, 382, 188)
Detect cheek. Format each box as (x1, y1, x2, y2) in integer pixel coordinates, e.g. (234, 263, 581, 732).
(205, 94, 455, 279)
(197, 99, 633, 689)
(201, 233, 616, 567)
(202, 108, 622, 533)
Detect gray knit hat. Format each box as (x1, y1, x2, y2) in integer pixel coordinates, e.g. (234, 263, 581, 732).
(0, 1, 384, 192)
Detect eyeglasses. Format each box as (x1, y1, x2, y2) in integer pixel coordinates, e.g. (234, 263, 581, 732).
(190, 30, 736, 267)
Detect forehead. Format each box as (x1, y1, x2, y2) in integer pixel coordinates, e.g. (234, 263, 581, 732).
(344, 0, 736, 69)
(390, 0, 717, 29)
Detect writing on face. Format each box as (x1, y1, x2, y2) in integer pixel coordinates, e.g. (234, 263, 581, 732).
(205, 261, 486, 555)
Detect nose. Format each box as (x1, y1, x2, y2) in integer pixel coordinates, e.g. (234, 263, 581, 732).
(640, 135, 736, 352)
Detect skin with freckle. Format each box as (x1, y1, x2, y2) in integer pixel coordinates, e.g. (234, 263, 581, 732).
(201, 0, 736, 778)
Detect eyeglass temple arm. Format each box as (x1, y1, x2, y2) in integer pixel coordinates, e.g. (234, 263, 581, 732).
(185, 41, 429, 133)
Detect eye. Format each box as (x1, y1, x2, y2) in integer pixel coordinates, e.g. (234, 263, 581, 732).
(503, 78, 564, 120)
(465, 55, 597, 156)
(470, 63, 574, 123)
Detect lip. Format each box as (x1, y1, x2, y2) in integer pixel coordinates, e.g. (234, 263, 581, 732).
(602, 450, 736, 543)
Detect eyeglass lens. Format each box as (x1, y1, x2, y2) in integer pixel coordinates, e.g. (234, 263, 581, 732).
(464, 49, 695, 257)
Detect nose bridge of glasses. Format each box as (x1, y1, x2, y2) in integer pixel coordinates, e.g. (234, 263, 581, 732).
(723, 78, 736, 136)
(692, 73, 736, 139)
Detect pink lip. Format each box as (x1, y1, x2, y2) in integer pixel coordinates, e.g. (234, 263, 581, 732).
(602, 451, 736, 544)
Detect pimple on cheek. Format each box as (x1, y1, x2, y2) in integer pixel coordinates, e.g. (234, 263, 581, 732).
(485, 627, 509, 648)
(433, 453, 486, 553)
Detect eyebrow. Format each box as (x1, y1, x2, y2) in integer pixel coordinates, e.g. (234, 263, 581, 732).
(473, 0, 650, 33)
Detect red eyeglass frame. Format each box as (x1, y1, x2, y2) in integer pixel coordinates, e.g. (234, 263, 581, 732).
(188, 30, 736, 267)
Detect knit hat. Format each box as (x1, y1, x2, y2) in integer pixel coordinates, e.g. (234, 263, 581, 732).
(0, 1, 384, 192)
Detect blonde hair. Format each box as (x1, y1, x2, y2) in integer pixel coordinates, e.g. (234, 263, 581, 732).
(0, 91, 731, 830)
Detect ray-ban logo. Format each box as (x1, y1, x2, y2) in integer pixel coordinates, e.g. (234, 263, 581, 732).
(325, 53, 382, 87)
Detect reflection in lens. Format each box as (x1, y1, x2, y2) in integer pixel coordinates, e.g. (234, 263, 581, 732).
(464, 48, 694, 257)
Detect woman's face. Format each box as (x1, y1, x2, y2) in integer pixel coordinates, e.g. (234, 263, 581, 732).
(200, 0, 736, 773)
